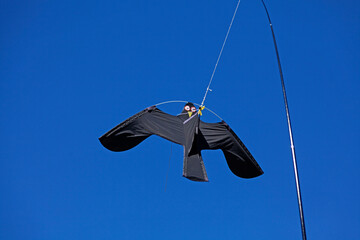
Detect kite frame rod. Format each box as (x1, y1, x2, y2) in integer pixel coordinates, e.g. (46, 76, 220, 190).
(260, 1, 307, 239)
(153, 100, 224, 121)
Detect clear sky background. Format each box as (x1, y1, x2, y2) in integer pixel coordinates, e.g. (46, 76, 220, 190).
(1, 0, 359, 239)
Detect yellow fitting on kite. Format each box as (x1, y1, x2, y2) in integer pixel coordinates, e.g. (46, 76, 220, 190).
(198, 106, 205, 116)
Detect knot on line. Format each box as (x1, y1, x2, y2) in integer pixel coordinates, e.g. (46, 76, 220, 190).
(198, 106, 206, 116)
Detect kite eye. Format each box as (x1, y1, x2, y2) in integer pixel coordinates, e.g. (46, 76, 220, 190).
(191, 107, 196, 112)
(184, 106, 190, 111)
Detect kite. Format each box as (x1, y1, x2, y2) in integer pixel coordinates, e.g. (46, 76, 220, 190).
(99, 102, 263, 182)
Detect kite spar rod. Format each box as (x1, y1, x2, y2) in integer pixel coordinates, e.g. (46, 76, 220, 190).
(154, 100, 223, 121)
(260, 1, 307, 239)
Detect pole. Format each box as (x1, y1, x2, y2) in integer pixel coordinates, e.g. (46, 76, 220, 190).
(260, 1, 307, 239)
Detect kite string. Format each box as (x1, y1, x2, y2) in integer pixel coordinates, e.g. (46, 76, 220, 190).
(200, 0, 241, 106)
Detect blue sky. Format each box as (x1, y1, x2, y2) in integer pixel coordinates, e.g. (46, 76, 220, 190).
(1, 0, 359, 239)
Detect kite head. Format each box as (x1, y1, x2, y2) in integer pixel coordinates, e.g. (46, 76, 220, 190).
(182, 102, 197, 117)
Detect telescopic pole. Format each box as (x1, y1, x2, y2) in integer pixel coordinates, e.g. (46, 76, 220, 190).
(260, 1, 307, 239)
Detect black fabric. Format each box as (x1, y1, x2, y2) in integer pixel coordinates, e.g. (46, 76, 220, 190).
(99, 104, 263, 181)
(198, 121, 263, 178)
(99, 106, 184, 151)
(178, 110, 208, 182)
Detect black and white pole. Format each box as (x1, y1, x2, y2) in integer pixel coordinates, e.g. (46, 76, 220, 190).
(260, 1, 307, 239)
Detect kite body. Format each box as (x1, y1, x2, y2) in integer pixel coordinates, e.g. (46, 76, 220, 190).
(99, 103, 263, 182)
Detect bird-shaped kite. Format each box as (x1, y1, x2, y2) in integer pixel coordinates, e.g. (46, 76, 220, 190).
(99, 102, 263, 181)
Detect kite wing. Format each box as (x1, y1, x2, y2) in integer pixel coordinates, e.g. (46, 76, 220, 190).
(99, 106, 185, 152)
(198, 120, 263, 178)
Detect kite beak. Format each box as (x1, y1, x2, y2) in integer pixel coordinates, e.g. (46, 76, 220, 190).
(188, 112, 193, 117)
